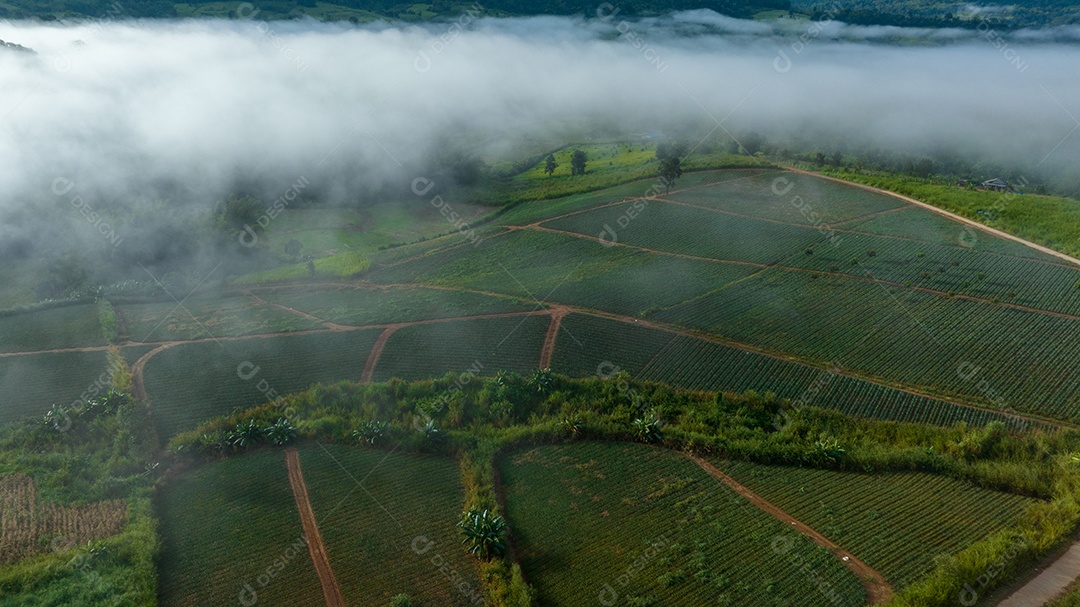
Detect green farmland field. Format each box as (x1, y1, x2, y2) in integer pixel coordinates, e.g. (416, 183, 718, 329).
(259, 285, 535, 326)
(652, 269, 1080, 422)
(0, 350, 110, 425)
(717, 460, 1039, 587)
(372, 315, 550, 381)
(157, 449, 323, 607)
(0, 304, 104, 353)
(637, 336, 1030, 429)
(297, 444, 482, 606)
(143, 330, 382, 438)
(118, 295, 323, 342)
(549, 313, 676, 378)
(499, 442, 866, 607)
(369, 229, 756, 317)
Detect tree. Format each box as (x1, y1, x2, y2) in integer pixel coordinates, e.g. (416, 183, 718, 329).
(570, 149, 588, 176)
(458, 509, 508, 559)
(284, 239, 303, 262)
(544, 154, 558, 176)
(741, 132, 764, 156)
(389, 595, 413, 607)
(658, 156, 683, 194)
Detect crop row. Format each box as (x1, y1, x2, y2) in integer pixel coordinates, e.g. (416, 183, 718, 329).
(157, 449, 323, 606)
(299, 444, 482, 605)
(777, 226, 1080, 317)
(369, 229, 753, 318)
(143, 330, 382, 438)
(0, 350, 111, 426)
(637, 335, 1028, 429)
(259, 285, 535, 327)
(652, 269, 1080, 423)
(662, 170, 905, 226)
(373, 315, 550, 382)
(717, 460, 1038, 587)
(541, 198, 823, 265)
(550, 314, 676, 378)
(499, 442, 865, 607)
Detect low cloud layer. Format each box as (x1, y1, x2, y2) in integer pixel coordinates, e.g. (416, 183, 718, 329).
(0, 10, 1078, 212)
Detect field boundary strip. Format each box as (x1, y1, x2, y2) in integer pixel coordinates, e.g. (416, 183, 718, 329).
(284, 447, 346, 607)
(688, 455, 894, 606)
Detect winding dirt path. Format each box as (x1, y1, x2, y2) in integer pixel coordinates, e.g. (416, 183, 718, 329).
(361, 326, 398, 384)
(284, 447, 345, 607)
(539, 306, 570, 369)
(689, 455, 894, 606)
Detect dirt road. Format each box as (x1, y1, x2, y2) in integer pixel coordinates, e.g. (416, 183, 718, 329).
(284, 447, 346, 607)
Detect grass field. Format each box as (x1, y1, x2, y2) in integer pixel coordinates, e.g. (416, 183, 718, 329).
(118, 296, 323, 343)
(297, 444, 482, 606)
(157, 449, 323, 607)
(0, 304, 104, 353)
(498, 442, 866, 607)
(143, 330, 382, 438)
(717, 460, 1039, 587)
(0, 350, 110, 425)
(372, 315, 550, 381)
(259, 285, 536, 326)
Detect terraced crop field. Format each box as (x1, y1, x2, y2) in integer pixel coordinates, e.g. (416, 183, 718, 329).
(542, 200, 822, 264)
(498, 442, 866, 607)
(0, 304, 104, 353)
(637, 336, 1029, 429)
(369, 229, 755, 317)
(493, 168, 774, 227)
(549, 313, 676, 378)
(157, 449, 323, 607)
(142, 329, 382, 438)
(372, 315, 550, 381)
(258, 285, 535, 326)
(0, 350, 110, 425)
(297, 444, 482, 606)
(118, 295, 323, 342)
(651, 269, 1080, 422)
(717, 460, 1039, 587)
(660, 171, 905, 225)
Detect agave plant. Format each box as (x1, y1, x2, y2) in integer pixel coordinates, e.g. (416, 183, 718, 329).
(458, 509, 508, 560)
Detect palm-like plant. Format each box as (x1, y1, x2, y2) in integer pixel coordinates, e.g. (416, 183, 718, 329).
(562, 416, 583, 438)
(197, 431, 230, 456)
(631, 414, 663, 444)
(528, 368, 556, 395)
(354, 419, 388, 445)
(458, 509, 508, 560)
(229, 420, 263, 449)
(265, 418, 297, 446)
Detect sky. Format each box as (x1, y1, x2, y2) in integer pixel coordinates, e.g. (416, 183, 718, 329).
(0, 9, 1078, 211)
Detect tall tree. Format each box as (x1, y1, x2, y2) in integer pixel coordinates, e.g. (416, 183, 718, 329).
(570, 149, 588, 176)
(544, 153, 558, 176)
(656, 142, 685, 193)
